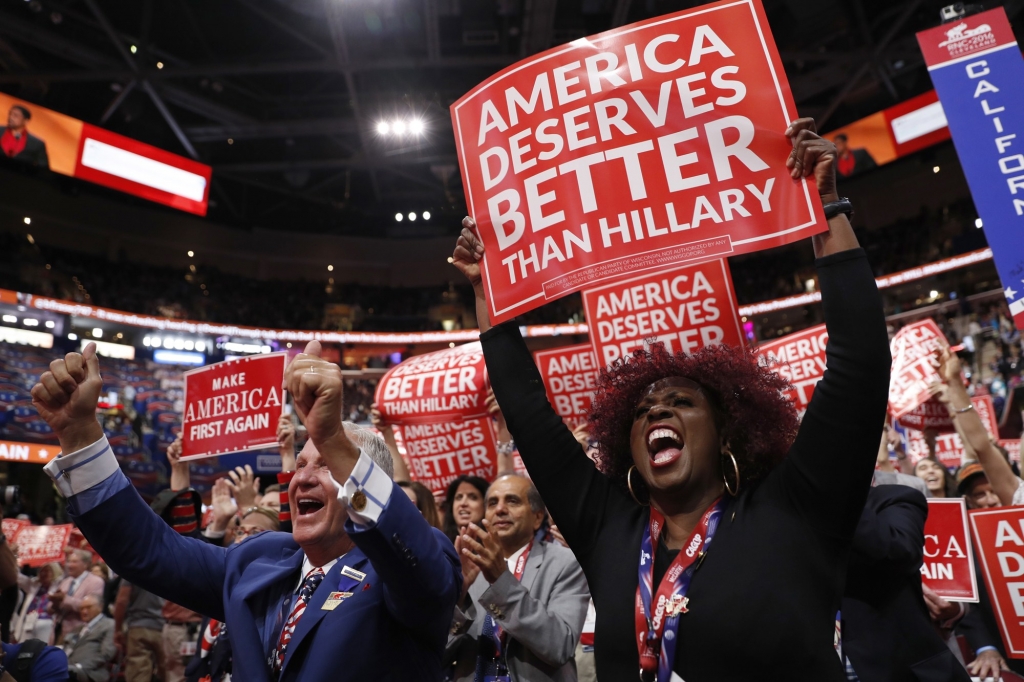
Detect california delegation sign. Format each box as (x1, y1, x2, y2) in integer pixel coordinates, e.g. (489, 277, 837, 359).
(452, 0, 826, 325)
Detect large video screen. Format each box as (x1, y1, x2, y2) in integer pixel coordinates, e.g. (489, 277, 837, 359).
(823, 90, 951, 180)
(0, 93, 211, 216)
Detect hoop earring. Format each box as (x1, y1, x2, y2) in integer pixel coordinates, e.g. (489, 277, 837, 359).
(627, 465, 649, 507)
(722, 450, 740, 497)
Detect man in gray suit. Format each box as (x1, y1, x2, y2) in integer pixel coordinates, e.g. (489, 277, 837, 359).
(449, 474, 590, 681)
(63, 594, 115, 682)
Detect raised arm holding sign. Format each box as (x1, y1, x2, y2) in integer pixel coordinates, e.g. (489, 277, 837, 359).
(453, 117, 895, 680)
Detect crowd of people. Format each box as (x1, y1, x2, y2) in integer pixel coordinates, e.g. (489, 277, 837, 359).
(1, 119, 1023, 682)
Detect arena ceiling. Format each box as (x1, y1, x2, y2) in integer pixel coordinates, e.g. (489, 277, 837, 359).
(0, 0, 1019, 237)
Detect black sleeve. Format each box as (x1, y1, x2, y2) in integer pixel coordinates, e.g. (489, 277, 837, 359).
(957, 602, 1002, 655)
(851, 486, 927, 572)
(777, 248, 891, 541)
(481, 324, 635, 565)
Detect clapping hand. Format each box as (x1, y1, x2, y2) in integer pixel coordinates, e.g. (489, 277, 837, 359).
(458, 521, 507, 584)
(227, 465, 259, 510)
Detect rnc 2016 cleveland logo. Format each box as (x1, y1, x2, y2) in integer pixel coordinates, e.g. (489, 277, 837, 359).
(937, 20, 996, 57)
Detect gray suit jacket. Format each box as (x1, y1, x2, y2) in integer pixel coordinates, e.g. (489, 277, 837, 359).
(446, 539, 590, 682)
(66, 616, 115, 682)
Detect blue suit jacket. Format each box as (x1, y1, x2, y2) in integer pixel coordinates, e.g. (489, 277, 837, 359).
(72, 482, 461, 682)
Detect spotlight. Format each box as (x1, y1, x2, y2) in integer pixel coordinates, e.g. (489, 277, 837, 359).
(130, 45, 137, 54)
(23, 217, 30, 225)
(376, 121, 390, 135)
(23, 318, 38, 326)
(975, 218, 983, 228)
(151, 337, 162, 348)
(422, 211, 431, 220)
(930, 290, 939, 299)
(184, 340, 194, 350)
(187, 250, 194, 257)
(393, 120, 407, 135)
(44, 320, 55, 328)
(143, 337, 151, 346)
(156, 61, 164, 69)
(933, 166, 940, 173)
(164, 338, 174, 348)
(409, 118, 424, 134)
(67, 333, 77, 341)
(327, 265, 334, 272)
(1, 315, 16, 323)
(395, 213, 403, 222)
(195, 341, 205, 352)
(408, 212, 416, 221)
(92, 328, 103, 338)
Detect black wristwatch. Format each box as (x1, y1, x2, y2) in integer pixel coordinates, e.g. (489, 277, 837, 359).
(822, 197, 853, 220)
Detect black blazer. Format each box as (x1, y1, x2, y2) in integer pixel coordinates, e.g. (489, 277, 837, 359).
(0, 127, 49, 168)
(483, 249, 892, 682)
(842, 485, 971, 682)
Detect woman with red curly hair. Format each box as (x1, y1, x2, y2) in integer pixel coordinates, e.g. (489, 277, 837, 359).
(452, 119, 891, 682)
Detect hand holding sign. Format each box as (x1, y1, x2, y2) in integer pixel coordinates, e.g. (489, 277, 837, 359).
(30, 343, 104, 455)
(284, 341, 360, 482)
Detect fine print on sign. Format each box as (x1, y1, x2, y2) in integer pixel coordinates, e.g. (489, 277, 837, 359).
(888, 319, 950, 420)
(917, 7, 1024, 331)
(533, 344, 599, 429)
(756, 323, 828, 418)
(969, 506, 1024, 658)
(452, 0, 826, 324)
(923, 498, 979, 602)
(401, 418, 498, 497)
(582, 258, 743, 368)
(181, 353, 287, 460)
(374, 342, 490, 425)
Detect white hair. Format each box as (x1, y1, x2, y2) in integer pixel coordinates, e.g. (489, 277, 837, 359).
(343, 422, 394, 479)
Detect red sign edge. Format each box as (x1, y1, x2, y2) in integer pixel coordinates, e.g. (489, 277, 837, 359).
(969, 507, 1024, 656)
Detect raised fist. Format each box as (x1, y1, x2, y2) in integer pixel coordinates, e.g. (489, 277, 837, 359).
(30, 343, 104, 453)
(283, 341, 345, 450)
(785, 118, 837, 201)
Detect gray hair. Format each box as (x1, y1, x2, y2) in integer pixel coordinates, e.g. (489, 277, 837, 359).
(67, 549, 92, 566)
(343, 422, 394, 479)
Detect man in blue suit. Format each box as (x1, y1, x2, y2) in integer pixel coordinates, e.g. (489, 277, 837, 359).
(30, 341, 462, 682)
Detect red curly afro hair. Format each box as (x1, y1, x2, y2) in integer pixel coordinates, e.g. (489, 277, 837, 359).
(588, 341, 800, 490)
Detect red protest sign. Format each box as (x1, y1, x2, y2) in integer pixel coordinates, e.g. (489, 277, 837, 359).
(533, 344, 599, 428)
(401, 418, 498, 497)
(899, 391, 999, 433)
(1003, 439, 1021, 465)
(14, 524, 72, 567)
(181, 353, 287, 460)
(2, 518, 28, 543)
(374, 342, 489, 425)
(899, 398, 954, 432)
(451, 0, 826, 325)
(923, 498, 979, 602)
(756, 324, 828, 418)
(969, 506, 1024, 658)
(903, 395, 999, 469)
(888, 320, 950, 420)
(582, 259, 743, 368)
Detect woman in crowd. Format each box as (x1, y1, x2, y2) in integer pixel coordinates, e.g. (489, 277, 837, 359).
(397, 481, 442, 529)
(441, 475, 488, 543)
(914, 457, 958, 498)
(12, 562, 63, 643)
(452, 119, 895, 680)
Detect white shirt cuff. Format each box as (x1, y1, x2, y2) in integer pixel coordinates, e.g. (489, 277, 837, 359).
(43, 437, 119, 498)
(330, 449, 393, 528)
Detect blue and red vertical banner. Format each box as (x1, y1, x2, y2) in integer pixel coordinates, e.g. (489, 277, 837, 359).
(917, 9, 1024, 330)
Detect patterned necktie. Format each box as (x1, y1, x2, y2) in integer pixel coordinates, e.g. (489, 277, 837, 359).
(271, 567, 325, 676)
